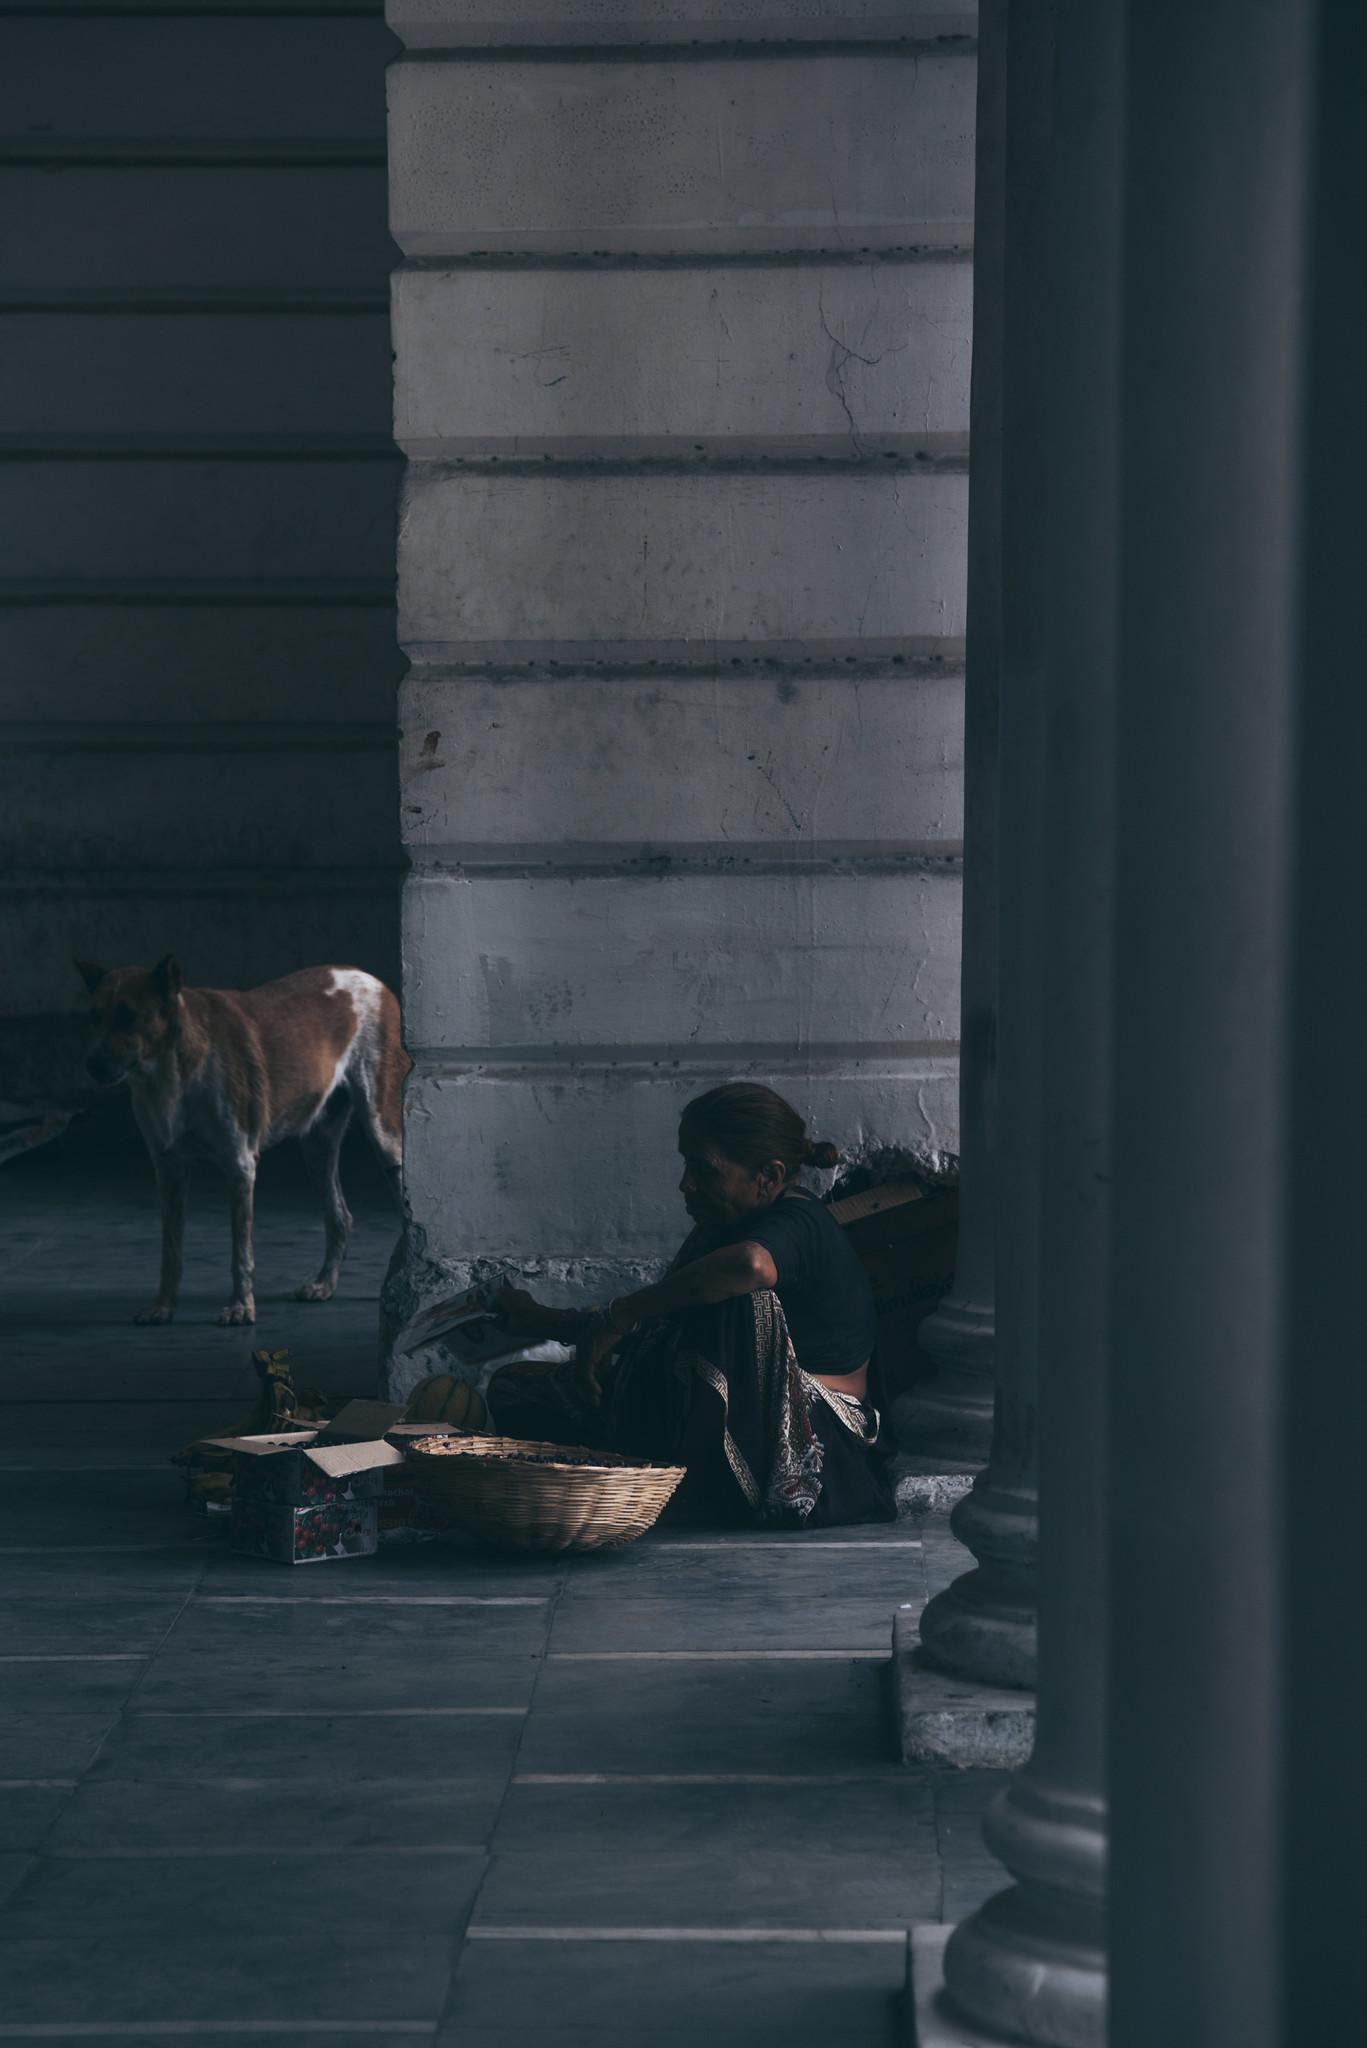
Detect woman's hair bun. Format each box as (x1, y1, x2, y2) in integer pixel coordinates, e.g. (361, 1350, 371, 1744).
(680, 1083, 839, 1177)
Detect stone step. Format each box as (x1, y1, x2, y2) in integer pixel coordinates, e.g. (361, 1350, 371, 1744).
(891, 1608, 1035, 1770)
(890, 1453, 978, 1520)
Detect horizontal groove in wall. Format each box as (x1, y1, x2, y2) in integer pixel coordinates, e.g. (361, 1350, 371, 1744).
(404, 649, 966, 684)
(1, 722, 395, 752)
(0, 137, 386, 167)
(0, 578, 395, 608)
(396, 249, 970, 280)
(411, 1044, 962, 1077)
(402, 640, 967, 673)
(395, 245, 973, 273)
(402, 442, 968, 476)
(0, 287, 390, 314)
(0, 434, 400, 462)
(389, 238, 979, 270)
(398, 39, 975, 65)
(0, 865, 404, 897)
(405, 845, 963, 878)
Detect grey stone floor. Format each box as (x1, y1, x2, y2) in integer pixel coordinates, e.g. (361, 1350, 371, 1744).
(0, 1127, 1007, 2046)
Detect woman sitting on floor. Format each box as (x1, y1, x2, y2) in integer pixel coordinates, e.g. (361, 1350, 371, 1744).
(488, 1082, 896, 1528)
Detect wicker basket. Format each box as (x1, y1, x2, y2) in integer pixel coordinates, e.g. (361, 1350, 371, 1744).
(406, 1434, 685, 1553)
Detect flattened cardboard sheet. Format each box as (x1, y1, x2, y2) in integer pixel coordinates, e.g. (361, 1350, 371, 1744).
(305, 1439, 405, 1479)
(828, 1178, 925, 1227)
(321, 1400, 407, 1443)
(200, 1429, 403, 1477)
(200, 1431, 316, 1457)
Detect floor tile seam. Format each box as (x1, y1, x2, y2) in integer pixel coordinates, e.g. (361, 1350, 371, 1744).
(430, 1557, 569, 2041)
(509, 1772, 911, 1785)
(0, 1466, 206, 1474)
(188, 1597, 551, 1608)
(26, 1844, 494, 1861)
(463, 1926, 912, 1943)
(543, 1650, 890, 1661)
(915, 1525, 932, 1611)
(0, 1396, 305, 1411)
(122, 1708, 531, 1719)
(928, 1772, 949, 1923)
(0, 2026, 436, 2040)
(645, 1540, 924, 1550)
(0, 1547, 219, 1557)
(15, 1564, 206, 1888)
(80, 1558, 210, 1758)
(30, 1774, 512, 1792)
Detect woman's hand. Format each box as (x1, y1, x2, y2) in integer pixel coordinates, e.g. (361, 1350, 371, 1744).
(493, 1285, 590, 1347)
(573, 1314, 620, 1408)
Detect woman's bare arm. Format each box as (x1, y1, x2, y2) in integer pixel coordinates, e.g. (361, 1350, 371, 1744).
(571, 1241, 781, 1407)
(491, 1285, 592, 1345)
(606, 1240, 779, 1335)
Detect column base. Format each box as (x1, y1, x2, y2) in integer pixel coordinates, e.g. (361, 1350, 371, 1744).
(918, 1566, 1037, 1692)
(917, 1476, 1038, 1690)
(906, 1924, 1014, 2047)
(893, 1609, 1035, 1769)
(895, 1295, 996, 1464)
(943, 1885, 1105, 2048)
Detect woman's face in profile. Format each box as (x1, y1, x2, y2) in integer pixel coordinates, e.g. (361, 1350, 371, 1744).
(677, 1131, 781, 1228)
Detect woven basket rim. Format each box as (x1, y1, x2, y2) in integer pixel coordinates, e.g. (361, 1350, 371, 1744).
(405, 1432, 685, 1480)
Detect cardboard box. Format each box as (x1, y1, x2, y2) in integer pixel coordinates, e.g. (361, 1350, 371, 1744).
(231, 1498, 379, 1565)
(213, 1435, 402, 1508)
(211, 1416, 469, 1554)
(202, 1427, 406, 1509)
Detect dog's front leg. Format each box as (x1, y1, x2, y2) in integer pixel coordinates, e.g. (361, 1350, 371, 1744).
(220, 1157, 257, 1326)
(134, 1155, 188, 1325)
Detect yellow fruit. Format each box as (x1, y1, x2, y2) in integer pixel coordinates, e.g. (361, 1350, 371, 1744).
(404, 1374, 487, 1431)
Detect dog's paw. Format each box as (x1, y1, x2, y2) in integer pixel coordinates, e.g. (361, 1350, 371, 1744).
(133, 1301, 174, 1326)
(218, 1299, 256, 1327)
(295, 1280, 336, 1303)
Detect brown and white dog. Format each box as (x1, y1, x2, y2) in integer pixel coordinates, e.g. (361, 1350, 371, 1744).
(77, 957, 409, 1326)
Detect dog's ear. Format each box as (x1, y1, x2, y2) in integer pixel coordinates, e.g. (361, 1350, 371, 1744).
(152, 953, 183, 1001)
(75, 958, 110, 995)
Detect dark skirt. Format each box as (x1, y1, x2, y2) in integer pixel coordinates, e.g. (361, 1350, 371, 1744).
(488, 1289, 896, 1530)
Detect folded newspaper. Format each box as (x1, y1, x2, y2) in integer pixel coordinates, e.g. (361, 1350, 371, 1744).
(395, 1282, 513, 1365)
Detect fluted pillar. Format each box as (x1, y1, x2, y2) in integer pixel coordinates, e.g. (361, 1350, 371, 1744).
(938, 0, 1119, 2038)
(895, 0, 1005, 1469)
(1106, 5, 1359, 2046)
(918, 0, 1047, 1692)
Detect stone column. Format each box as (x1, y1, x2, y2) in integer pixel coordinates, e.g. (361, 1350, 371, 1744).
(1106, 3, 1342, 2045)
(936, 0, 1118, 2038)
(917, 0, 1048, 1693)
(382, 2, 978, 1391)
(895, 0, 1006, 1471)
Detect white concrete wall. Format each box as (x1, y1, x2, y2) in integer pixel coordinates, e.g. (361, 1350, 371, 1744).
(0, 7, 401, 1099)
(387, 0, 975, 1367)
